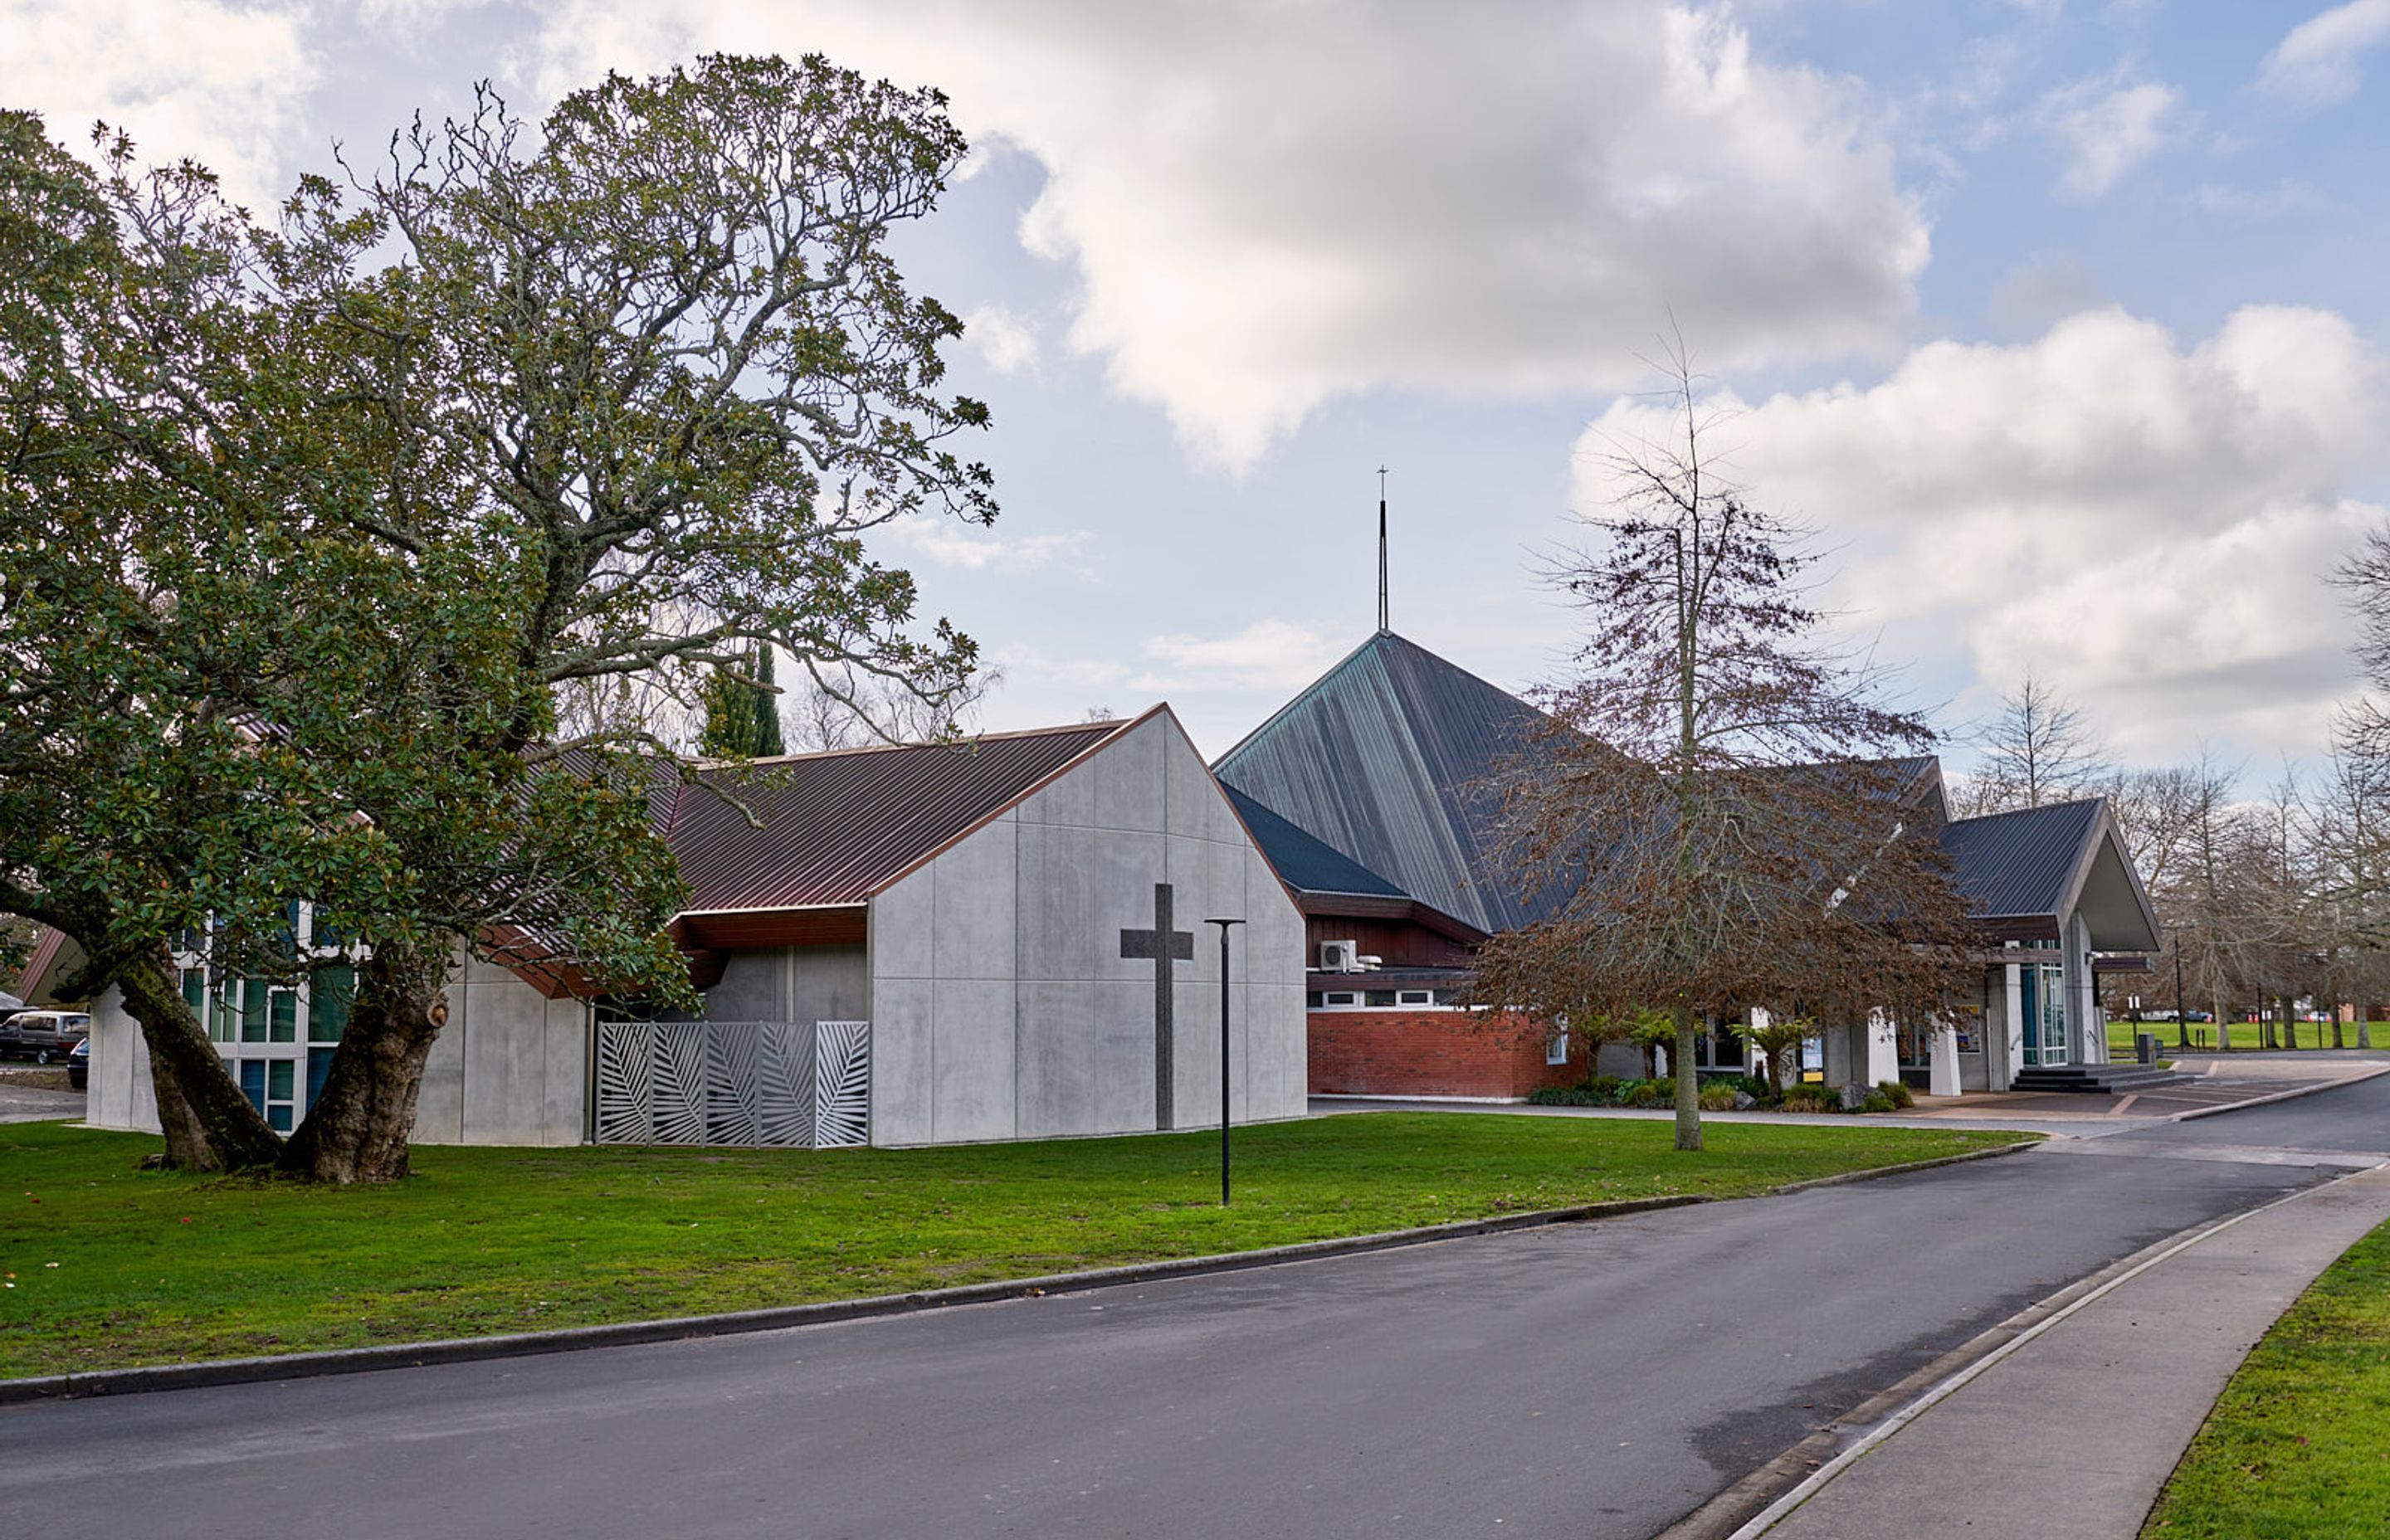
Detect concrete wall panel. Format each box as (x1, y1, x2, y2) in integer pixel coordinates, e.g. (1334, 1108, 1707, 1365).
(934, 817, 1017, 982)
(871, 869, 934, 981)
(932, 977, 1016, 1142)
(1091, 977, 1161, 1133)
(1091, 714, 1166, 833)
(870, 975, 934, 1145)
(1015, 980, 1096, 1137)
(1019, 753, 1097, 827)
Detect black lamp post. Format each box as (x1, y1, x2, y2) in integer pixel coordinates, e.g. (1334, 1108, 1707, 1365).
(1207, 918, 1245, 1206)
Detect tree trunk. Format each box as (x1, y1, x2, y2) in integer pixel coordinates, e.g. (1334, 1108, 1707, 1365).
(2334, 1009, 2346, 1050)
(2360, 1005, 2374, 1050)
(1672, 1005, 1701, 1152)
(278, 943, 447, 1183)
(113, 951, 282, 1172)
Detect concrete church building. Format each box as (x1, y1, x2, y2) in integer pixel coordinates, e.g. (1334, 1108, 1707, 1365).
(45, 706, 1310, 1149)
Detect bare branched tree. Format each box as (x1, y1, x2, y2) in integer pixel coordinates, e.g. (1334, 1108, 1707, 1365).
(1956, 672, 2106, 816)
(1475, 343, 1976, 1151)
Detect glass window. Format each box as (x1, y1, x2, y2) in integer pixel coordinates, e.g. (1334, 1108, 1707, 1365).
(180, 968, 205, 1016)
(240, 980, 268, 1042)
(238, 1058, 266, 1113)
(1363, 990, 1397, 1007)
(1395, 989, 1435, 1006)
(1321, 991, 1361, 1008)
(269, 989, 298, 1043)
(310, 965, 354, 1042)
(1546, 1033, 1568, 1066)
(306, 1047, 336, 1111)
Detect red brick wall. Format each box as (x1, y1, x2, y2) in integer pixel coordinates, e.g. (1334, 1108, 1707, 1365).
(1308, 1008, 1581, 1099)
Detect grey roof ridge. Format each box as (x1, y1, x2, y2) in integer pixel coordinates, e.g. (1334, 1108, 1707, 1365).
(1208, 630, 1393, 772)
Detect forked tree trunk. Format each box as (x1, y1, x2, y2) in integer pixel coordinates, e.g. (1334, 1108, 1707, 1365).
(1672, 1004, 1701, 1152)
(279, 943, 446, 1183)
(113, 951, 283, 1172)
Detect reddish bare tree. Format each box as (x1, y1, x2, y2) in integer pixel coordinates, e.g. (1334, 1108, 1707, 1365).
(1476, 348, 1976, 1150)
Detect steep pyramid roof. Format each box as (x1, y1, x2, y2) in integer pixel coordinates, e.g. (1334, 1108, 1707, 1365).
(1212, 631, 1556, 933)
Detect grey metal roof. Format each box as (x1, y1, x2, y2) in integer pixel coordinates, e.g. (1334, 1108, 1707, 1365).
(1222, 785, 1407, 899)
(1938, 798, 2105, 919)
(657, 719, 1129, 910)
(1212, 631, 1556, 932)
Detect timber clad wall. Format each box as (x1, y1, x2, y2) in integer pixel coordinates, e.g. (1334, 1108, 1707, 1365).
(1309, 1008, 1578, 1099)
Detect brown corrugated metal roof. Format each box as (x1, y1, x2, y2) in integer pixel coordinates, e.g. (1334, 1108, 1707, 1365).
(656, 718, 1134, 911)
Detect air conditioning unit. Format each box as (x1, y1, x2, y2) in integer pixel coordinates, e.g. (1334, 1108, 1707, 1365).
(1319, 940, 1359, 972)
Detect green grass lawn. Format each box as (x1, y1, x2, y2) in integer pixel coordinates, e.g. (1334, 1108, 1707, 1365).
(2105, 1020, 2383, 1055)
(2142, 1216, 2390, 1538)
(0, 1114, 2027, 1380)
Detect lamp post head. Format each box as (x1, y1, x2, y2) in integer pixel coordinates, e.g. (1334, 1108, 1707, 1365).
(1205, 917, 1246, 931)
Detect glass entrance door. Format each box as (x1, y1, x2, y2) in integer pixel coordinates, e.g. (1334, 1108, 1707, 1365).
(2021, 962, 2069, 1067)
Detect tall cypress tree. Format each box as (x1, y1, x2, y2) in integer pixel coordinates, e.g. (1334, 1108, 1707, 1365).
(700, 646, 784, 758)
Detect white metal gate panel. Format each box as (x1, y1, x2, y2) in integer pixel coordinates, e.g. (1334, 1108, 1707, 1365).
(594, 1020, 868, 1149)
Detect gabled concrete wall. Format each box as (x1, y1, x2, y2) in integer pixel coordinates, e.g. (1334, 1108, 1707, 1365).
(867, 711, 1309, 1147)
(87, 948, 586, 1147)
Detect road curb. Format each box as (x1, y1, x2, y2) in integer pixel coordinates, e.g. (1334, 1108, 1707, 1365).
(0, 1193, 1715, 1406)
(1653, 1158, 2381, 1540)
(1762, 1137, 2039, 1194)
(2168, 1061, 2390, 1123)
(0, 1134, 2036, 1407)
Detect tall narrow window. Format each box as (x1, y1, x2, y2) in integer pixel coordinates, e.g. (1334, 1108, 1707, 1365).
(310, 965, 354, 1043)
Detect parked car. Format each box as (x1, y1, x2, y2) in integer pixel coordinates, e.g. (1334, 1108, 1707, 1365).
(0, 1010, 91, 1064)
(67, 1036, 88, 1089)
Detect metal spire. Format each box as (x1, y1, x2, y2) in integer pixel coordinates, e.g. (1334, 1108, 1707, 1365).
(1376, 465, 1390, 634)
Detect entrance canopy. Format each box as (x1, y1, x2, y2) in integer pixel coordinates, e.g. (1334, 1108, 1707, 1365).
(1939, 799, 2161, 952)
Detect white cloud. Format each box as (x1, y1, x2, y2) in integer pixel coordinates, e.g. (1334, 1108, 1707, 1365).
(0, 0, 315, 210)
(960, 304, 1040, 377)
(2260, 0, 2390, 109)
(1134, 620, 1346, 693)
(520, 1, 1929, 470)
(1574, 306, 2386, 758)
(2036, 71, 2183, 200)
(880, 520, 1095, 577)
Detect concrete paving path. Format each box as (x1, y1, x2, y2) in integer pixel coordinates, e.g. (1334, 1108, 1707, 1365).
(1754, 1161, 2390, 1540)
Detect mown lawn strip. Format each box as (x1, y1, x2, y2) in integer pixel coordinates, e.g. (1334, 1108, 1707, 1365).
(2, 1113, 2030, 1379)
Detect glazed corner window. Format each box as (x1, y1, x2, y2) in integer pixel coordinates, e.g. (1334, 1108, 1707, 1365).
(310, 965, 354, 1043)
(1546, 1033, 1569, 1065)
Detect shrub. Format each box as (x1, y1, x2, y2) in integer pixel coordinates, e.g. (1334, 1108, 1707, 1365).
(1583, 1075, 1624, 1104)
(1621, 1076, 1675, 1109)
(1857, 1089, 1898, 1114)
(1707, 1073, 1768, 1099)
(1875, 1079, 1914, 1109)
(1525, 1084, 1599, 1107)
(1698, 1082, 1739, 1112)
(1779, 1084, 1836, 1114)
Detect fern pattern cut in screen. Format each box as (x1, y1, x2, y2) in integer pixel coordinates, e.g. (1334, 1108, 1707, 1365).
(595, 1020, 869, 1148)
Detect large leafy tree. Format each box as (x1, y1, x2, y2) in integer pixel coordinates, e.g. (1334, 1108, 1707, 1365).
(1, 114, 698, 1177)
(1475, 350, 1974, 1150)
(254, 54, 995, 1179)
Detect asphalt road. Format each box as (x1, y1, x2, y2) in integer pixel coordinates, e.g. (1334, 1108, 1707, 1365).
(7, 1079, 2388, 1540)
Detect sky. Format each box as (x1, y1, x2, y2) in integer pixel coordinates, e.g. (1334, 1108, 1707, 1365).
(6, 0, 2388, 770)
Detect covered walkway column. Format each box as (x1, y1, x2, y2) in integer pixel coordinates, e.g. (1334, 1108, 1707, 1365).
(2066, 914, 2104, 1065)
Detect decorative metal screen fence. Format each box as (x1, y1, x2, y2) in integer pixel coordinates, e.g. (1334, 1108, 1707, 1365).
(593, 1020, 871, 1148)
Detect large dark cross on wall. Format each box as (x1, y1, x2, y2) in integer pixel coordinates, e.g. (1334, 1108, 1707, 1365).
(1120, 881, 1196, 1130)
